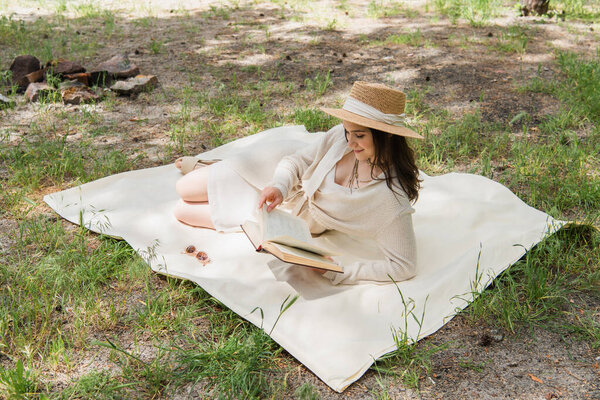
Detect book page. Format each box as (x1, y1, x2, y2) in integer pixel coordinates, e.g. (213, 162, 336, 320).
(271, 235, 338, 257)
(240, 220, 261, 250)
(261, 205, 312, 243)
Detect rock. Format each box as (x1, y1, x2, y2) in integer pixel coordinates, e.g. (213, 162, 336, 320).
(110, 75, 158, 96)
(0, 93, 15, 109)
(45, 59, 86, 78)
(89, 70, 113, 87)
(94, 54, 140, 79)
(9, 55, 41, 91)
(25, 82, 56, 102)
(59, 79, 86, 90)
(479, 328, 504, 346)
(489, 328, 504, 342)
(24, 68, 46, 85)
(521, 0, 549, 15)
(61, 86, 100, 105)
(63, 72, 90, 86)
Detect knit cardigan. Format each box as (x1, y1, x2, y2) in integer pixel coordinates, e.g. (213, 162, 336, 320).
(268, 124, 417, 285)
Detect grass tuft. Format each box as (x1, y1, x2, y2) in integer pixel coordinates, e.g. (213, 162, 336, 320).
(465, 226, 600, 344)
(1, 135, 134, 190)
(429, 0, 504, 26)
(0, 360, 43, 399)
(291, 108, 339, 132)
(175, 327, 284, 398)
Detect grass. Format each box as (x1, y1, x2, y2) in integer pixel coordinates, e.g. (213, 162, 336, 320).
(493, 24, 530, 54)
(0, 133, 134, 191)
(429, 0, 504, 26)
(552, 0, 600, 20)
(0, 9, 118, 67)
(0, 0, 598, 398)
(464, 226, 600, 347)
(367, 0, 419, 18)
(291, 108, 339, 132)
(372, 30, 433, 48)
(303, 71, 332, 97)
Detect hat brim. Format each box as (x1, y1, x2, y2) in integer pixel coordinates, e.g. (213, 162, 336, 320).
(320, 107, 424, 139)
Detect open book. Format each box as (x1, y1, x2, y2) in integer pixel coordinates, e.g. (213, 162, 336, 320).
(241, 206, 342, 273)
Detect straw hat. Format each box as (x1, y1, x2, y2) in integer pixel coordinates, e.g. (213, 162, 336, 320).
(320, 81, 423, 139)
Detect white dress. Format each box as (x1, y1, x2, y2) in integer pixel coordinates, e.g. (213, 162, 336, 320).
(207, 159, 261, 232)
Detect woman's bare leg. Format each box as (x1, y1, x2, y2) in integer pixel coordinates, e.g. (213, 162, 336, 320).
(173, 200, 215, 229)
(176, 166, 209, 202)
(174, 167, 215, 228)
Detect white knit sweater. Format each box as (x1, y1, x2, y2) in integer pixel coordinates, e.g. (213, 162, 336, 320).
(269, 124, 417, 285)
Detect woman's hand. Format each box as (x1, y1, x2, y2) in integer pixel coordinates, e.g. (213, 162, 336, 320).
(258, 186, 283, 212)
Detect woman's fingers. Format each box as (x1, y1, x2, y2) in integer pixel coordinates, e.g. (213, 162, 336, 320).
(266, 196, 281, 212)
(257, 194, 267, 209)
(258, 187, 283, 212)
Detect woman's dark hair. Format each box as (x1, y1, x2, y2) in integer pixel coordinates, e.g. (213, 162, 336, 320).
(365, 128, 421, 202)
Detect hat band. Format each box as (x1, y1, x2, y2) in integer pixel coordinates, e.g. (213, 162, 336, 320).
(342, 97, 406, 127)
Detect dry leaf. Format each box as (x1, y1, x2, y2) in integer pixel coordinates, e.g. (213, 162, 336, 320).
(528, 373, 543, 384)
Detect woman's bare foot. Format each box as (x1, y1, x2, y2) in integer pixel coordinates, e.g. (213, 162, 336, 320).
(174, 157, 185, 170)
(174, 156, 202, 174)
(175, 157, 219, 174)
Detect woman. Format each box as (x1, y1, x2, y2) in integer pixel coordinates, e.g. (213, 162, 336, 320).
(174, 81, 423, 285)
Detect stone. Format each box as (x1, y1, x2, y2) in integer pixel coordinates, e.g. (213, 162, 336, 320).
(89, 70, 113, 87)
(9, 55, 41, 91)
(0, 93, 15, 109)
(59, 79, 86, 90)
(63, 72, 90, 86)
(45, 59, 86, 78)
(94, 54, 140, 79)
(25, 82, 56, 102)
(110, 75, 158, 96)
(24, 68, 46, 85)
(61, 86, 100, 105)
(521, 0, 549, 15)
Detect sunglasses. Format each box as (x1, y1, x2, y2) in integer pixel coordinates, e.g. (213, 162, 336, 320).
(184, 245, 210, 266)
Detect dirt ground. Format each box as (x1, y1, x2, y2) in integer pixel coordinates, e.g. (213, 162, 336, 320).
(1, 1, 599, 398)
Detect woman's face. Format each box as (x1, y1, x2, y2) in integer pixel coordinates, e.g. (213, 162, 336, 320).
(343, 121, 375, 162)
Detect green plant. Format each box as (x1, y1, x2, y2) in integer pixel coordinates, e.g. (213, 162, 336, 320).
(368, 0, 419, 18)
(430, 0, 504, 26)
(73, 1, 106, 18)
(1, 134, 134, 189)
(458, 358, 487, 372)
(380, 30, 431, 47)
(554, 51, 600, 122)
(60, 370, 130, 399)
(494, 24, 529, 54)
(291, 108, 338, 132)
(149, 39, 164, 54)
(0, 70, 18, 97)
(304, 71, 332, 97)
(325, 18, 338, 31)
(372, 284, 446, 388)
(464, 226, 600, 336)
(295, 382, 321, 399)
(206, 4, 231, 19)
(175, 327, 284, 397)
(0, 360, 41, 399)
(552, 0, 600, 20)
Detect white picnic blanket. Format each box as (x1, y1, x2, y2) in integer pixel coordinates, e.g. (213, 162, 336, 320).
(44, 125, 564, 392)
